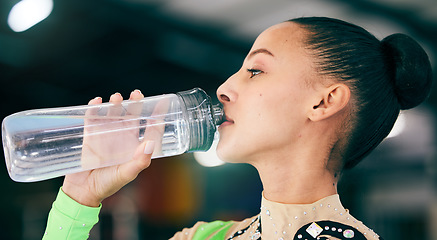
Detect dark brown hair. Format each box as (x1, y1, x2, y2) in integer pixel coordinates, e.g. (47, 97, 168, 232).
(289, 17, 432, 169)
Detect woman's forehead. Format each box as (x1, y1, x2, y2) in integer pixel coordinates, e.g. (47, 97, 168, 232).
(250, 22, 306, 59)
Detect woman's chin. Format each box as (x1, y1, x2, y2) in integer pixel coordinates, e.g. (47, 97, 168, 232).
(216, 148, 245, 164)
(216, 148, 229, 162)
(216, 139, 248, 163)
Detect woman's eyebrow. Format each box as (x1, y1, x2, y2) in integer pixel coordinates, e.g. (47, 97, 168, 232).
(247, 48, 275, 60)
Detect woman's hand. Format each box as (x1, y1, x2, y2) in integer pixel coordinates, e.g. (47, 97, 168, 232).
(62, 90, 154, 207)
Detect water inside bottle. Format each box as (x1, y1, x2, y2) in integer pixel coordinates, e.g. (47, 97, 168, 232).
(3, 113, 189, 182)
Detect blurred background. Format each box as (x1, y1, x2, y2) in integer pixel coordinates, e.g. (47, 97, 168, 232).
(0, 0, 436, 239)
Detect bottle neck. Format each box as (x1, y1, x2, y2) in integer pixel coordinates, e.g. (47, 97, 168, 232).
(176, 88, 222, 152)
(212, 103, 225, 126)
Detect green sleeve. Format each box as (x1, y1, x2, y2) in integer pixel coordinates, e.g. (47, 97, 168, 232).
(42, 187, 101, 240)
(192, 221, 233, 240)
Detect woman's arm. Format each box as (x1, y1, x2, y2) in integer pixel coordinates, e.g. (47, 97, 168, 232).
(42, 188, 101, 240)
(43, 90, 155, 239)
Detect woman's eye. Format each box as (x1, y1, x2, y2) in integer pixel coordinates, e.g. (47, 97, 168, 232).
(247, 69, 263, 78)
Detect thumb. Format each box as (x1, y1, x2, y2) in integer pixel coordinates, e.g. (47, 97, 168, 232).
(118, 141, 154, 183)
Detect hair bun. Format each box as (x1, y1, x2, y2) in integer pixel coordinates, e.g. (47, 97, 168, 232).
(381, 33, 432, 110)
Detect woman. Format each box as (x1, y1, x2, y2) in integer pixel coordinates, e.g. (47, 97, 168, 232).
(42, 17, 432, 240)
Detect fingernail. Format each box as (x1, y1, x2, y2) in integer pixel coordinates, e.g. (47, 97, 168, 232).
(130, 89, 140, 96)
(94, 97, 101, 100)
(144, 141, 155, 155)
(110, 93, 120, 99)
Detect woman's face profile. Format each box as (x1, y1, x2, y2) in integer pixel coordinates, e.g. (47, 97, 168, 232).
(216, 22, 322, 164)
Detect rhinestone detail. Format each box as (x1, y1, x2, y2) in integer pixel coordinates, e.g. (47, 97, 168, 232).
(343, 229, 355, 238)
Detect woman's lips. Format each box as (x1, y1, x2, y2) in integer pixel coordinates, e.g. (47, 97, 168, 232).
(219, 116, 234, 127)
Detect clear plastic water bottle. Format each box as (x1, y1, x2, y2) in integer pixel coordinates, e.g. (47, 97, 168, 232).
(2, 88, 224, 182)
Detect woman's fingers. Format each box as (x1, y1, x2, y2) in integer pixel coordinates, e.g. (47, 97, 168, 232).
(130, 89, 144, 101)
(107, 92, 124, 116)
(84, 97, 102, 119)
(88, 96, 102, 105)
(127, 89, 144, 116)
(109, 92, 123, 103)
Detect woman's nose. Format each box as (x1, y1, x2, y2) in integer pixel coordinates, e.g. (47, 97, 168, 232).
(219, 93, 230, 102)
(216, 76, 236, 104)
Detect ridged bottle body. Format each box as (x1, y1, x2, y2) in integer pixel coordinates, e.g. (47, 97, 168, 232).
(2, 88, 222, 182)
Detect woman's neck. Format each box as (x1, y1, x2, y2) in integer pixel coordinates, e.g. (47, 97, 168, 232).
(251, 119, 342, 204)
(260, 168, 337, 204)
(252, 149, 339, 204)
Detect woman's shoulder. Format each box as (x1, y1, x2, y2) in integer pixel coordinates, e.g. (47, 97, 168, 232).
(169, 213, 382, 240)
(259, 194, 383, 240)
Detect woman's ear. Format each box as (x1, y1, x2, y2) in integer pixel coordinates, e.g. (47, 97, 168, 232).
(308, 83, 350, 122)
